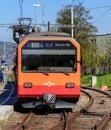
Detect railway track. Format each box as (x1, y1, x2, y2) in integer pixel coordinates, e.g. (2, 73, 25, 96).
(70, 86, 111, 130)
(1, 86, 111, 130)
(0, 110, 64, 130)
(49, 87, 93, 130)
(47, 86, 111, 130)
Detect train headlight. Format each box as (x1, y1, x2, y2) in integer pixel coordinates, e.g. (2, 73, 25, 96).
(66, 83, 75, 88)
(24, 82, 33, 88)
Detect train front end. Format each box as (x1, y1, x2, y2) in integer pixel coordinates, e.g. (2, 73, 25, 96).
(17, 32, 81, 109)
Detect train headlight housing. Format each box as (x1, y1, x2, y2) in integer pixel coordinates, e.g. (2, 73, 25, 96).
(66, 83, 75, 88)
(24, 82, 32, 88)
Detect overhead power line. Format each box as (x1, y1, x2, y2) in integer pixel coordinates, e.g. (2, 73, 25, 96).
(88, 5, 111, 23)
(72, 0, 86, 5)
(93, 8, 111, 23)
(89, 5, 111, 10)
(18, 0, 23, 18)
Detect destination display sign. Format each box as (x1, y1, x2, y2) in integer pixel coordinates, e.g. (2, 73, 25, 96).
(22, 40, 75, 49)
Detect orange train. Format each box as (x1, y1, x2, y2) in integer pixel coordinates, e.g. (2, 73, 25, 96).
(17, 32, 81, 109)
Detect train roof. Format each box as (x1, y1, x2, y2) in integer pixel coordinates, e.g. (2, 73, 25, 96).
(26, 32, 71, 38)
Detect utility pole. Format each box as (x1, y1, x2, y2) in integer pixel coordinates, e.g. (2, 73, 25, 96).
(41, 0, 45, 24)
(4, 43, 6, 60)
(71, 6, 74, 37)
(33, 4, 40, 24)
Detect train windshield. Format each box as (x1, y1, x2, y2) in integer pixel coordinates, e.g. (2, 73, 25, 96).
(22, 40, 77, 73)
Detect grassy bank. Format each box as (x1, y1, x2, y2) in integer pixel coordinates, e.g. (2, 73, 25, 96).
(81, 74, 111, 89)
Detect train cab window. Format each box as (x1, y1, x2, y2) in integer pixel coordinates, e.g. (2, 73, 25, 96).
(22, 40, 77, 73)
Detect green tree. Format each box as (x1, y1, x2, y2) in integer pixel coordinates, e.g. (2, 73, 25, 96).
(56, 3, 97, 39)
(56, 3, 98, 74)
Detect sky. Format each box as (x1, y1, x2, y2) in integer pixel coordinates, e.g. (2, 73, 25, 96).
(0, 0, 111, 42)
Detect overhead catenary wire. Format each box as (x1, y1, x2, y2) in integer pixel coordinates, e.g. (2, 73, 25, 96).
(86, 5, 111, 24)
(1, 2, 111, 31)
(72, 0, 86, 5)
(18, 0, 23, 18)
(93, 8, 111, 23)
(89, 5, 111, 10)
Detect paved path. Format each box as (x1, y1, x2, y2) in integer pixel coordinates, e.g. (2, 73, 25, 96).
(0, 82, 18, 105)
(0, 82, 18, 120)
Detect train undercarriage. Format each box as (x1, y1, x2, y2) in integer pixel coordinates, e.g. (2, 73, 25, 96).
(19, 94, 79, 109)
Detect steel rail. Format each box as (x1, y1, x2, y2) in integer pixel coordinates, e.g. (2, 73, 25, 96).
(82, 86, 111, 130)
(81, 89, 94, 110)
(81, 86, 111, 98)
(49, 88, 93, 130)
(14, 112, 32, 130)
(95, 112, 111, 130)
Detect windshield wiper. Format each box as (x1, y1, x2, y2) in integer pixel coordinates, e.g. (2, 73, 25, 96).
(60, 72, 69, 76)
(40, 72, 49, 76)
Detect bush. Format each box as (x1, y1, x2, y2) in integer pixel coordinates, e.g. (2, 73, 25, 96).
(81, 74, 111, 89)
(81, 75, 92, 87)
(95, 74, 111, 89)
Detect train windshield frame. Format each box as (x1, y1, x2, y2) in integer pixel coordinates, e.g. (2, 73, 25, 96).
(21, 40, 77, 73)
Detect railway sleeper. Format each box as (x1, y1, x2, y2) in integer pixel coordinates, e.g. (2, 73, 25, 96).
(80, 108, 104, 117)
